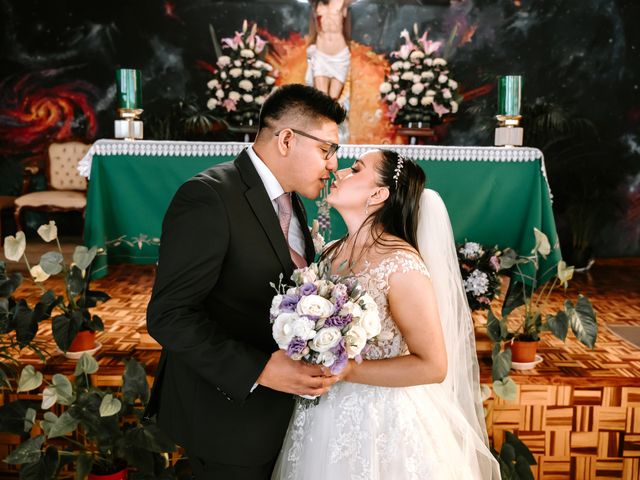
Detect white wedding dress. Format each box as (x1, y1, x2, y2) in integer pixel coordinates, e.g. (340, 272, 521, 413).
(272, 250, 500, 480)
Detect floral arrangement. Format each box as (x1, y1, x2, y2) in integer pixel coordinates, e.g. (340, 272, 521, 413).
(270, 262, 381, 379)
(379, 24, 462, 126)
(457, 241, 502, 311)
(206, 20, 277, 127)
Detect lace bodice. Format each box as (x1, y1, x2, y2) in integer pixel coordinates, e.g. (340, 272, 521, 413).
(350, 250, 429, 360)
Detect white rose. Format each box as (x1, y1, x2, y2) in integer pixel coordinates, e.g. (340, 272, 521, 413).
(379, 82, 392, 94)
(426, 89, 436, 96)
(255, 95, 266, 105)
(207, 79, 218, 89)
(438, 74, 448, 84)
(206, 98, 218, 110)
(233, 60, 242, 66)
(220, 71, 227, 79)
(424, 58, 433, 66)
(311, 327, 342, 352)
(228, 91, 241, 101)
(400, 71, 413, 81)
(403, 61, 411, 70)
(344, 325, 367, 358)
(424, 71, 435, 80)
(239, 79, 253, 91)
(359, 294, 377, 311)
(243, 70, 252, 78)
(421, 96, 434, 106)
(272, 312, 298, 349)
(412, 74, 421, 83)
(387, 92, 396, 101)
(450, 100, 459, 113)
(242, 94, 254, 103)
(270, 295, 284, 317)
(411, 83, 424, 95)
(286, 287, 297, 296)
(299, 268, 318, 284)
(390, 74, 399, 82)
(215, 89, 224, 99)
(317, 350, 336, 367)
(391, 61, 402, 71)
(442, 89, 452, 99)
(297, 295, 334, 319)
(356, 309, 382, 338)
(291, 317, 317, 341)
(217, 55, 231, 67)
(263, 63, 273, 71)
(410, 50, 425, 60)
(265, 76, 275, 85)
(240, 49, 255, 58)
(254, 60, 264, 68)
(251, 69, 261, 78)
(230, 68, 242, 78)
(433, 58, 447, 66)
(448, 79, 458, 89)
(339, 301, 362, 318)
(314, 280, 333, 298)
(408, 97, 418, 106)
(396, 96, 407, 107)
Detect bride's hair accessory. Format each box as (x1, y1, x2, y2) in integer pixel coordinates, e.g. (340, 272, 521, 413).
(392, 155, 405, 187)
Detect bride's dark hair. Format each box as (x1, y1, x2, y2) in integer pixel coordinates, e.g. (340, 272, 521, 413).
(321, 149, 426, 267)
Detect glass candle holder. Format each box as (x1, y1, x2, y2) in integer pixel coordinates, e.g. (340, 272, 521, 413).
(497, 75, 522, 117)
(116, 68, 142, 110)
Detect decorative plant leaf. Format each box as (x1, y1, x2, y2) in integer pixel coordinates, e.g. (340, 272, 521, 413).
(500, 442, 516, 464)
(3, 231, 26, 262)
(501, 280, 525, 318)
(0, 271, 22, 297)
(0, 400, 40, 435)
(532, 228, 551, 257)
(545, 311, 569, 341)
(492, 348, 512, 382)
(40, 412, 58, 437)
(41, 387, 57, 410)
(499, 248, 518, 270)
(89, 314, 104, 332)
(123, 358, 150, 405)
(39, 252, 63, 276)
(515, 455, 536, 480)
(14, 299, 38, 346)
(493, 377, 517, 402)
(18, 446, 59, 480)
(75, 453, 93, 480)
(125, 423, 177, 454)
(37, 221, 58, 243)
(505, 431, 537, 465)
(52, 314, 80, 353)
(31, 290, 58, 323)
(51, 374, 74, 406)
(66, 265, 85, 298)
(74, 353, 99, 376)
(99, 394, 122, 417)
(81, 290, 110, 308)
(18, 365, 43, 392)
(565, 295, 598, 349)
(4, 434, 44, 465)
(47, 411, 80, 439)
(486, 310, 502, 342)
(24, 408, 36, 433)
(72, 246, 97, 272)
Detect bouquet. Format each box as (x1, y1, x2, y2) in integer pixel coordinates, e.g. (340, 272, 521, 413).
(206, 20, 277, 127)
(379, 23, 462, 126)
(270, 262, 381, 380)
(457, 241, 502, 311)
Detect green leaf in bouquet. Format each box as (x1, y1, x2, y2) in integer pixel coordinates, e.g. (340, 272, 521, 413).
(545, 311, 569, 341)
(566, 295, 597, 348)
(52, 313, 81, 352)
(99, 394, 122, 417)
(492, 347, 512, 382)
(493, 377, 517, 402)
(47, 411, 80, 439)
(4, 434, 44, 464)
(39, 252, 63, 276)
(72, 245, 97, 273)
(18, 365, 43, 392)
(74, 353, 99, 376)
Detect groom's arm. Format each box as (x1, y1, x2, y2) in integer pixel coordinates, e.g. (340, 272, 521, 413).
(147, 178, 269, 402)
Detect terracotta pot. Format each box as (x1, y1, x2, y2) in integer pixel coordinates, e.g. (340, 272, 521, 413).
(69, 330, 96, 352)
(88, 468, 128, 480)
(509, 340, 539, 363)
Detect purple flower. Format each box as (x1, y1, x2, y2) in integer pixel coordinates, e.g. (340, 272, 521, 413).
(324, 314, 352, 329)
(342, 277, 359, 296)
(280, 294, 300, 312)
(329, 338, 348, 374)
(287, 336, 307, 358)
(299, 283, 318, 297)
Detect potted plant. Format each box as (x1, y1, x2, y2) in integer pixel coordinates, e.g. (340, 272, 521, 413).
(487, 228, 598, 400)
(2, 353, 177, 479)
(491, 431, 536, 480)
(3, 221, 110, 355)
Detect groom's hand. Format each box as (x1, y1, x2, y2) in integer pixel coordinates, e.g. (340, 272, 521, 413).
(256, 350, 339, 396)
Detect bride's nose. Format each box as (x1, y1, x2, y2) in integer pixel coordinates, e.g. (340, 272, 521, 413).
(334, 168, 349, 180)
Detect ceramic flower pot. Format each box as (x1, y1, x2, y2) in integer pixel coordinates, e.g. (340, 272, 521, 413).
(69, 330, 96, 352)
(509, 339, 539, 363)
(88, 468, 128, 480)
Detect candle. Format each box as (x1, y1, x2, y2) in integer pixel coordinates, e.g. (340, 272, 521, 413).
(116, 68, 142, 110)
(498, 75, 522, 116)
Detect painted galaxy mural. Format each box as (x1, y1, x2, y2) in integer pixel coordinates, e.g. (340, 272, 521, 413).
(0, 0, 638, 259)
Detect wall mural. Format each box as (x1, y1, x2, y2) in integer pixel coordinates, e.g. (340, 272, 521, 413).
(0, 0, 638, 259)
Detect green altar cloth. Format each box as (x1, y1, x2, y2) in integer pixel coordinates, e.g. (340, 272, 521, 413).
(81, 140, 560, 282)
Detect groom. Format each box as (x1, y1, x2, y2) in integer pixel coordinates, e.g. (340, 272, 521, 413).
(146, 84, 347, 479)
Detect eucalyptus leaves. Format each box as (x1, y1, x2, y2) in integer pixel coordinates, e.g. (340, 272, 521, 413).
(2, 221, 109, 352)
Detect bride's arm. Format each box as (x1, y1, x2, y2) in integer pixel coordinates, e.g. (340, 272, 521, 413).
(341, 270, 448, 387)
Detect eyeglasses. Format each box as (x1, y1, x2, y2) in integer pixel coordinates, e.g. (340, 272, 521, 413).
(274, 128, 340, 160)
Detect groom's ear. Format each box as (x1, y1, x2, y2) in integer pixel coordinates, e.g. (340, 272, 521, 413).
(369, 187, 390, 206)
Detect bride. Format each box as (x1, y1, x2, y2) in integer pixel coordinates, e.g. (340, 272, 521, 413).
(272, 149, 500, 479)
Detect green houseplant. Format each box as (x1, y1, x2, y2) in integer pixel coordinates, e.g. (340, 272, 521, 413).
(3, 354, 176, 479)
(487, 228, 598, 400)
(3, 222, 109, 353)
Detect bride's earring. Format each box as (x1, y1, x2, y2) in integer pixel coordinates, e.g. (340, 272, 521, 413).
(364, 198, 371, 215)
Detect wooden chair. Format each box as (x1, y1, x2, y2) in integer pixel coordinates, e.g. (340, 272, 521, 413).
(14, 141, 91, 231)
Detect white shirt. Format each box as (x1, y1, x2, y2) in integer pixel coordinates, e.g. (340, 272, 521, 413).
(246, 146, 306, 258)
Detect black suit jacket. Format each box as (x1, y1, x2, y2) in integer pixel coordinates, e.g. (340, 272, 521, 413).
(146, 150, 315, 468)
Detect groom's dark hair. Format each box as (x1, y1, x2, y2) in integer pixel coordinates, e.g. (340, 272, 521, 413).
(257, 84, 346, 131)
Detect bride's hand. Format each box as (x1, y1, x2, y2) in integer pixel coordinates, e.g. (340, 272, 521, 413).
(332, 359, 355, 382)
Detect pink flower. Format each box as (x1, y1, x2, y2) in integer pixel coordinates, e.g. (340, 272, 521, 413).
(223, 98, 237, 112)
(490, 256, 501, 271)
(433, 102, 450, 117)
(254, 35, 266, 54)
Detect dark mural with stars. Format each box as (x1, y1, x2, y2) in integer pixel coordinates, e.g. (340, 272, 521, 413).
(0, 0, 639, 259)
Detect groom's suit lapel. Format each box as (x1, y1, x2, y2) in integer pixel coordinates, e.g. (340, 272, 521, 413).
(236, 150, 295, 272)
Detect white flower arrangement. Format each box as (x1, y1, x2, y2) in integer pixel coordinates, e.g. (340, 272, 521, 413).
(206, 20, 278, 127)
(379, 24, 462, 126)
